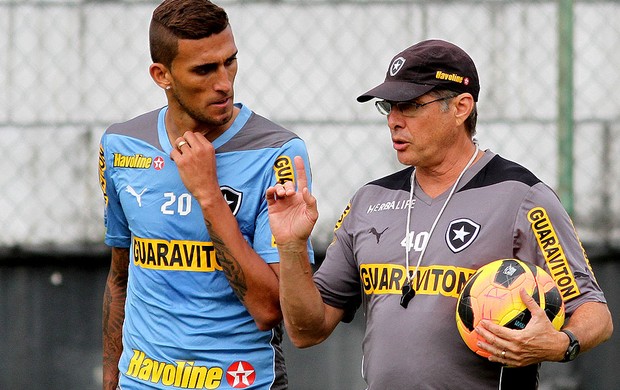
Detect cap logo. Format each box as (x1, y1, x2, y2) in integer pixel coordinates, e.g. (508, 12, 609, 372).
(390, 57, 406, 76)
(435, 70, 464, 84)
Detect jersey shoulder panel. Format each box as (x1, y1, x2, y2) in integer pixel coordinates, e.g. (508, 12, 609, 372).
(461, 154, 541, 191)
(104, 108, 162, 150)
(217, 112, 300, 153)
(366, 166, 414, 191)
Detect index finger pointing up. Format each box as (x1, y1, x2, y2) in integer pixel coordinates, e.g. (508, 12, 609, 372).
(293, 156, 308, 191)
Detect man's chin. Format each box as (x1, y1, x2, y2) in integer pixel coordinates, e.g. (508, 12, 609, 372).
(212, 110, 234, 126)
(199, 109, 233, 128)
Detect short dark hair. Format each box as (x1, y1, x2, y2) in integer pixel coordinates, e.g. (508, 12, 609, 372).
(149, 0, 229, 68)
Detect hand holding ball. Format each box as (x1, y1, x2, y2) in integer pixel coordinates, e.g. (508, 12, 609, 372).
(455, 259, 565, 357)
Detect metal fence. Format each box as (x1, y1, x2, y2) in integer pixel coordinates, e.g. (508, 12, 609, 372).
(1, 2, 620, 389)
(1, 0, 619, 255)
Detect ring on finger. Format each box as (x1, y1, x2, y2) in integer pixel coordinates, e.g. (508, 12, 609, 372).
(177, 140, 188, 149)
(501, 350, 506, 358)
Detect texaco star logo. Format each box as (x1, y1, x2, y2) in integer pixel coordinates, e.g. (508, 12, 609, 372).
(226, 361, 256, 388)
(445, 218, 480, 253)
(153, 156, 165, 171)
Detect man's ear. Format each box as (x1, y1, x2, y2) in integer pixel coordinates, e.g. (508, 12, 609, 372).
(453, 93, 474, 126)
(149, 62, 172, 91)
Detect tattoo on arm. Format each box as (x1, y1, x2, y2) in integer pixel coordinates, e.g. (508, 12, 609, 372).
(206, 219, 248, 302)
(103, 248, 129, 390)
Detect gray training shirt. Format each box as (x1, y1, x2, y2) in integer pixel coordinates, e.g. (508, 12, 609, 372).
(313, 149, 606, 389)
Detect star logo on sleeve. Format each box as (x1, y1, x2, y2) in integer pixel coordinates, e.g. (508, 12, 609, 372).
(226, 361, 256, 388)
(445, 218, 480, 253)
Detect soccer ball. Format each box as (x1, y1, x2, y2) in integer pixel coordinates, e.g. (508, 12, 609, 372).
(455, 259, 565, 357)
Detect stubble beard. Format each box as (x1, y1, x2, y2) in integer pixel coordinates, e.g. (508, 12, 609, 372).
(173, 90, 233, 129)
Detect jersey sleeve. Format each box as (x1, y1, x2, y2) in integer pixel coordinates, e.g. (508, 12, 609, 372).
(99, 133, 131, 248)
(313, 199, 362, 323)
(253, 137, 315, 264)
(513, 182, 606, 315)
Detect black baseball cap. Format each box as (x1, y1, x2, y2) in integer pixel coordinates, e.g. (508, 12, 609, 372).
(357, 39, 480, 103)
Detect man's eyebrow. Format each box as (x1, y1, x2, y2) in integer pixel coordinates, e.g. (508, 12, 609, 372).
(192, 62, 217, 73)
(191, 51, 238, 73)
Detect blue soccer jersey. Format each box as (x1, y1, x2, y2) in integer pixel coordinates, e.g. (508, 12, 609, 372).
(99, 104, 313, 389)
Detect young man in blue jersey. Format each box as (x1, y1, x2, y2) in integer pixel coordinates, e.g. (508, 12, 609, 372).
(266, 40, 613, 389)
(99, 1, 312, 389)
